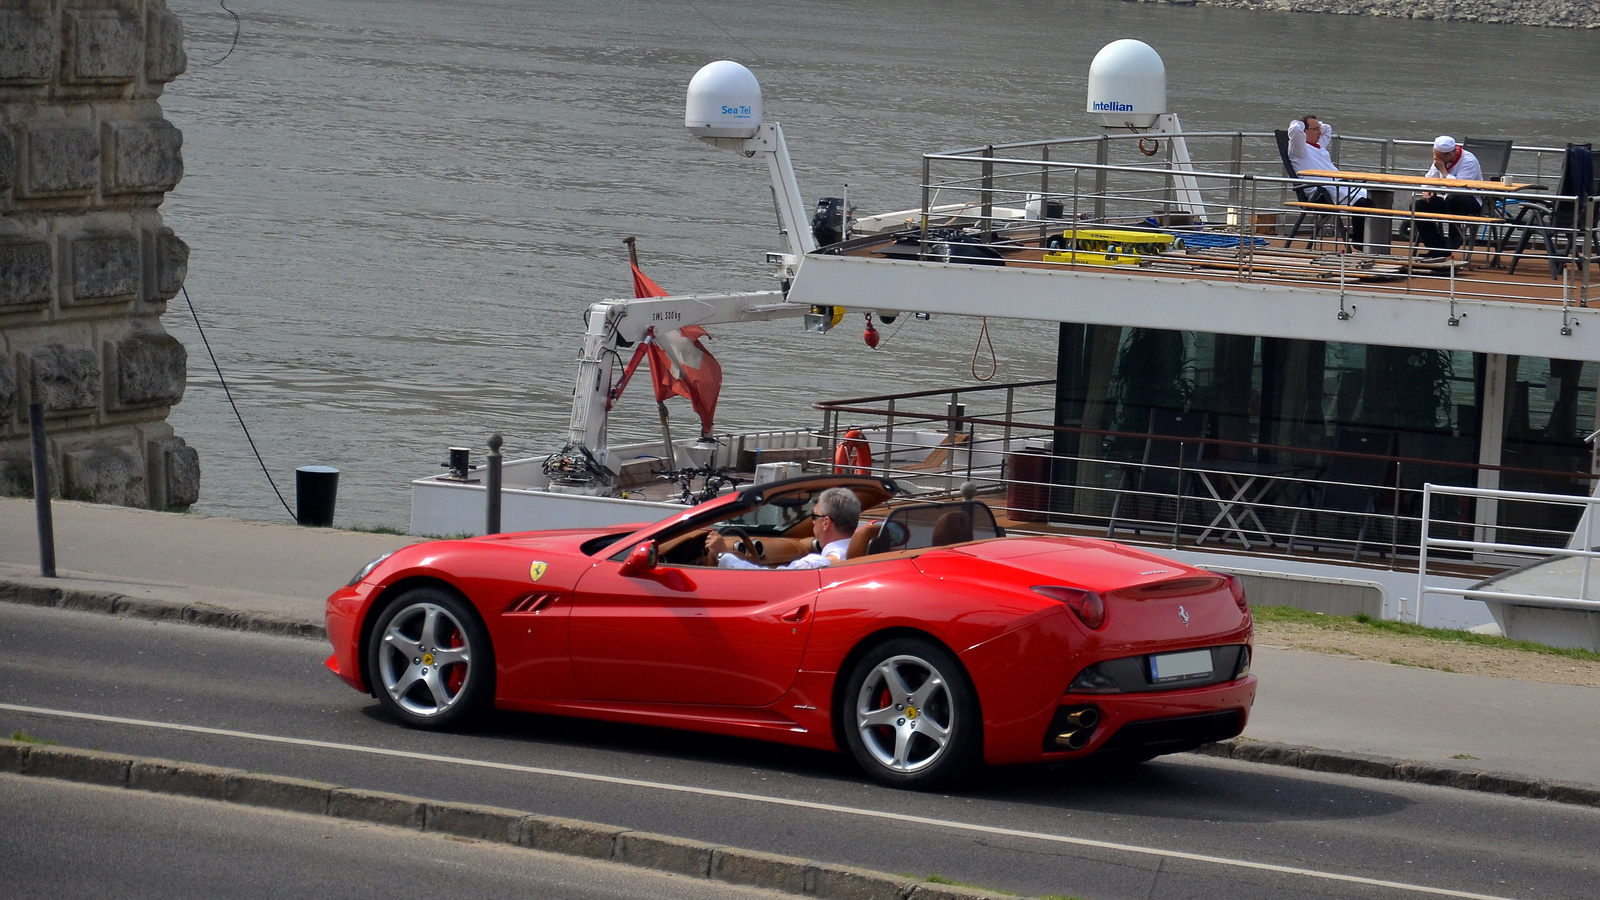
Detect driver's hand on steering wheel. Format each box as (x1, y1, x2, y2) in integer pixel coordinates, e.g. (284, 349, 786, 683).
(704, 532, 730, 560)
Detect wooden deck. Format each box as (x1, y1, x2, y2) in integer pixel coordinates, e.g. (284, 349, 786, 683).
(844, 229, 1584, 307)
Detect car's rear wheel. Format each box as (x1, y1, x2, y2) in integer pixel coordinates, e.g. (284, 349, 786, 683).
(840, 637, 980, 789)
(366, 587, 494, 730)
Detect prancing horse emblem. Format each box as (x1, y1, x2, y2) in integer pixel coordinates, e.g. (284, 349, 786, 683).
(1178, 605, 1190, 626)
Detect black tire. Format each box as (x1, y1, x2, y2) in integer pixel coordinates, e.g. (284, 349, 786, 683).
(365, 586, 495, 730)
(839, 637, 981, 789)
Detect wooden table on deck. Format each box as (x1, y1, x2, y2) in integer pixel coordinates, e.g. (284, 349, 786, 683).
(1291, 169, 1539, 261)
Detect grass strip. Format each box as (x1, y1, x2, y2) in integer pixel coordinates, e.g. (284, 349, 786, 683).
(1252, 605, 1600, 662)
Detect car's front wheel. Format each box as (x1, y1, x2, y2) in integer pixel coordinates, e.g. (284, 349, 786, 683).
(840, 637, 980, 788)
(366, 587, 494, 730)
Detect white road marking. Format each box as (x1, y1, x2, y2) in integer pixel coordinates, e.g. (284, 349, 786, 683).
(0, 702, 1516, 900)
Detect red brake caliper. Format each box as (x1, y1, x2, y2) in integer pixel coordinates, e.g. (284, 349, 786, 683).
(445, 628, 467, 693)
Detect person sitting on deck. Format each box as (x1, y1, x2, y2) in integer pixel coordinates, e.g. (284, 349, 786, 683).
(706, 487, 859, 569)
(1287, 115, 1374, 250)
(1415, 135, 1484, 258)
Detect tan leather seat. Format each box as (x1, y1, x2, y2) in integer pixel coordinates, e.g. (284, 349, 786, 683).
(847, 521, 882, 559)
(931, 510, 973, 546)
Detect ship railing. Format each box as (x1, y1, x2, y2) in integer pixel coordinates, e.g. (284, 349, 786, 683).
(899, 132, 1595, 307)
(814, 379, 1592, 575)
(1416, 483, 1600, 624)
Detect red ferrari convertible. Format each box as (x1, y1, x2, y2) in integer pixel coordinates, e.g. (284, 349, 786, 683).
(325, 474, 1255, 788)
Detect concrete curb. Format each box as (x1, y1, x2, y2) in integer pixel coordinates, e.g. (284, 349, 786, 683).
(1196, 738, 1600, 809)
(0, 739, 1024, 900)
(7, 586, 1598, 809)
(0, 579, 327, 641)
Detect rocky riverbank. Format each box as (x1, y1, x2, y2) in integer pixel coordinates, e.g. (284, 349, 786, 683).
(1127, 0, 1600, 29)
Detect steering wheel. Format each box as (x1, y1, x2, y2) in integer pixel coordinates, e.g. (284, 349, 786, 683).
(718, 526, 763, 563)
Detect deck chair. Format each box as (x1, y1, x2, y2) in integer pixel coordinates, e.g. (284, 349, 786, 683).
(866, 500, 1003, 554)
(1274, 129, 1339, 250)
(902, 431, 971, 472)
(1106, 409, 1209, 539)
(1503, 144, 1596, 278)
(1287, 429, 1397, 560)
(1462, 138, 1514, 263)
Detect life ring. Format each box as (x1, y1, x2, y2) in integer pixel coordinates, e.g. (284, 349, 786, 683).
(833, 429, 873, 475)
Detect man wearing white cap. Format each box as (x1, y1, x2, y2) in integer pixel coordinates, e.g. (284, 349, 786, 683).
(1414, 135, 1483, 258)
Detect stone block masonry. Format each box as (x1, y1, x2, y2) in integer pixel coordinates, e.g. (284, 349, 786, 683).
(1, 0, 198, 510)
(1121, 0, 1600, 29)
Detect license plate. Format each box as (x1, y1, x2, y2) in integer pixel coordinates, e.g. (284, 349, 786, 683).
(1150, 649, 1213, 683)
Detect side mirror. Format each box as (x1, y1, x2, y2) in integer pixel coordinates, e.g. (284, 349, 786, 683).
(618, 541, 659, 577)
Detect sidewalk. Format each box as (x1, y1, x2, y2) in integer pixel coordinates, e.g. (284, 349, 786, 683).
(4, 497, 1598, 794)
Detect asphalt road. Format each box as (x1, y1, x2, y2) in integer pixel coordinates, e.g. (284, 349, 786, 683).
(3, 604, 1595, 900)
(0, 774, 795, 900)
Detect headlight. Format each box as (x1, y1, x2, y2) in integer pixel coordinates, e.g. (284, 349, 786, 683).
(347, 552, 394, 586)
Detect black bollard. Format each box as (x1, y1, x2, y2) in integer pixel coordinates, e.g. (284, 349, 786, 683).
(486, 433, 503, 535)
(295, 465, 340, 527)
(28, 403, 55, 577)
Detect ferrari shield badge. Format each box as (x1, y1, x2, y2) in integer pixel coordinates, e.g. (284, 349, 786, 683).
(529, 561, 549, 582)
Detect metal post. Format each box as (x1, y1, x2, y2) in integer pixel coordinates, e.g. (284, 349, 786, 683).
(1094, 136, 1108, 221)
(1581, 491, 1595, 610)
(1173, 440, 1187, 550)
(1039, 144, 1051, 246)
(920, 155, 931, 257)
(28, 403, 55, 578)
(486, 433, 503, 535)
(656, 402, 677, 470)
(981, 145, 995, 244)
(1228, 132, 1243, 215)
(1002, 386, 1014, 465)
(883, 399, 896, 478)
(1583, 197, 1594, 307)
(1415, 484, 1431, 623)
(1391, 462, 1401, 569)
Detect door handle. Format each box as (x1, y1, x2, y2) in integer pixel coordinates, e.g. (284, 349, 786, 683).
(780, 604, 809, 623)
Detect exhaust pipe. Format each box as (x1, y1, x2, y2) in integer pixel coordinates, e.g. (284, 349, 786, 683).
(1054, 730, 1090, 750)
(1064, 708, 1099, 729)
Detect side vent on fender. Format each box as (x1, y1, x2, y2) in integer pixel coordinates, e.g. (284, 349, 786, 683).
(506, 592, 562, 614)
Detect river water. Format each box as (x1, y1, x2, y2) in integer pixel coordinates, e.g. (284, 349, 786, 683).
(160, 0, 1600, 528)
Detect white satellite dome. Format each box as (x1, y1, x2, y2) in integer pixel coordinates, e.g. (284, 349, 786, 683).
(1086, 40, 1167, 129)
(685, 60, 764, 139)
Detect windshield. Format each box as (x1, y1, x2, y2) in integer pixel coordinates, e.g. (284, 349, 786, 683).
(715, 490, 817, 535)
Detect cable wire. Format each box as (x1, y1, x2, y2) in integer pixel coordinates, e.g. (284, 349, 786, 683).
(202, 0, 240, 67)
(181, 286, 296, 522)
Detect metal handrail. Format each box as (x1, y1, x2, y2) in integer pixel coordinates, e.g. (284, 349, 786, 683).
(1416, 483, 1600, 623)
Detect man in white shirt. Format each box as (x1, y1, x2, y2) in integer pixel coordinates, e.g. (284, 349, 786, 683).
(1287, 116, 1374, 250)
(1415, 135, 1484, 258)
(707, 486, 860, 569)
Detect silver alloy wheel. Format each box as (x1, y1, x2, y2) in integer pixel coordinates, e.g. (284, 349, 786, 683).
(377, 601, 473, 717)
(854, 653, 956, 773)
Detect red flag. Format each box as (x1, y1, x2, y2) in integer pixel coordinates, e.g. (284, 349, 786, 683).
(632, 262, 667, 299)
(630, 262, 722, 436)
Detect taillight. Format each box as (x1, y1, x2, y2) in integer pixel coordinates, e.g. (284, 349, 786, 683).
(1224, 574, 1249, 612)
(1033, 585, 1106, 629)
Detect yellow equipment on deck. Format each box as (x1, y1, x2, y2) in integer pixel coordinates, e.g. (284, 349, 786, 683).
(1043, 228, 1184, 266)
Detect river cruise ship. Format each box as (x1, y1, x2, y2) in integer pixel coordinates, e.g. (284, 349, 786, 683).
(411, 47, 1600, 648)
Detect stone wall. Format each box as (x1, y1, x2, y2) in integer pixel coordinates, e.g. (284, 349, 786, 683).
(1126, 0, 1600, 29)
(0, 0, 198, 509)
